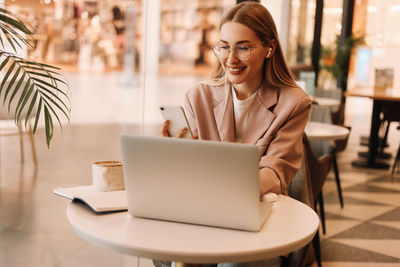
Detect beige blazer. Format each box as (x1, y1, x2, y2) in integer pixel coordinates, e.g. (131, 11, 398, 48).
(184, 82, 312, 195)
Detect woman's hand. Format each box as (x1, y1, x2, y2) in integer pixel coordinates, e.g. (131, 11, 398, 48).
(161, 120, 188, 138)
(161, 120, 198, 139)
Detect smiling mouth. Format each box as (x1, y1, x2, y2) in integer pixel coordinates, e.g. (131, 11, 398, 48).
(227, 66, 246, 74)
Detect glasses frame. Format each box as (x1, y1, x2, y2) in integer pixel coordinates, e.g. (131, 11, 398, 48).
(212, 44, 259, 61)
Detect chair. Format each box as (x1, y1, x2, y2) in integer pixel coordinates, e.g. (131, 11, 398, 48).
(314, 88, 344, 126)
(392, 142, 400, 175)
(0, 82, 38, 167)
(359, 102, 400, 159)
(392, 126, 400, 175)
(286, 134, 327, 267)
(380, 102, 400, 156)
(303, 134, 332, 236)
(311, 88, 349, 208)
(289, 64, 314, 80)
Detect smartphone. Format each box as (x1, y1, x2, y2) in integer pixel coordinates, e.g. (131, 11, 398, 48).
(159, 105, 193, 138)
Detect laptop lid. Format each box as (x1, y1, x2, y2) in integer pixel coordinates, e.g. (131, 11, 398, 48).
(120, 134, 271, 231)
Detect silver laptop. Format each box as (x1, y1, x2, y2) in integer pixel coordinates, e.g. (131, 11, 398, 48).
(120, 134, 272, 232)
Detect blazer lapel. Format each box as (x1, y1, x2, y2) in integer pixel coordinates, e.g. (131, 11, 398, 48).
(242, 85, 278, 144)
(214, 83, 235, 142)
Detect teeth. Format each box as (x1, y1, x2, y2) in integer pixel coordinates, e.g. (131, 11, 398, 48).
(228, 67, 242, 72)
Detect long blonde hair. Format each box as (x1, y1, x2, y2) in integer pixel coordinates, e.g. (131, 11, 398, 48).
(209, 2, 298, 89)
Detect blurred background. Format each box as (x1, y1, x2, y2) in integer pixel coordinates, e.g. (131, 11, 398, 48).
(1, 1, 400, 266)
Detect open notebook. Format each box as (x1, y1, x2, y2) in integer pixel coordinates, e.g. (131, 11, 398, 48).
(53, 185, 127, 213)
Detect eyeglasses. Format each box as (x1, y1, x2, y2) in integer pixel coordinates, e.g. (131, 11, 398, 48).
(213, 44, 258, 61)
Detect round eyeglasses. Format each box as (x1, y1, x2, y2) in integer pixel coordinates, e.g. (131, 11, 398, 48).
(213, 44, 258, 61)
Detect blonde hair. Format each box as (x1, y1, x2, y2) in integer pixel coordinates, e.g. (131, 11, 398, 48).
(208, 2, 298, 89)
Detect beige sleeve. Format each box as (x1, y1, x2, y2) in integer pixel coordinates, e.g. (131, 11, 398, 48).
(259, 96, 312, 195)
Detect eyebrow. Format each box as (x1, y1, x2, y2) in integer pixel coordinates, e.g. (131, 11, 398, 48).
(219, 40, 251, 45)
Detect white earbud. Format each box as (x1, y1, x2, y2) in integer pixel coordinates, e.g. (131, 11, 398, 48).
(266, 48, 272, 58)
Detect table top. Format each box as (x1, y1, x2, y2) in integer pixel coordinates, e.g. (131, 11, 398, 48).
(346, 88, 400, 101)
(305, 121, 350, 141)
(313, 97, 340, 107)
(67, 195, 319, 264)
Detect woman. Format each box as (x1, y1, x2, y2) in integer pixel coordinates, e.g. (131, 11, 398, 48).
(159, 4, 311, 267)
(162, 2, 311, 197)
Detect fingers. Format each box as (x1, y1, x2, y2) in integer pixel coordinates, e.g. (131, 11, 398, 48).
(174, 127, 188, 138)
(161, 121, 189, 139)
(161, 120, 170, 137)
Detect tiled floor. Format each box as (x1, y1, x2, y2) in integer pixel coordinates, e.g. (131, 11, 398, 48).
(0, 71, 400, 266)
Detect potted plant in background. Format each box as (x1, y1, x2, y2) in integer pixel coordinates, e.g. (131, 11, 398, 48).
(319, 34, 364, 90)
(0, 7, 70, 147)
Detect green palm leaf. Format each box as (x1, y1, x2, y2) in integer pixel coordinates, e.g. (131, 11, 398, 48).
(44, 105, 54, 145)
(0, 8, 70, 147)
(0, 52, 70, 147)
(0, 7, 33, 52)
(24, 89, 38, 129)
(15, 82, 33, 127)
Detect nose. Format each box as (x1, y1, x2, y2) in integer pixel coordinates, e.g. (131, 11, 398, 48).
(226, 48, 239, 63)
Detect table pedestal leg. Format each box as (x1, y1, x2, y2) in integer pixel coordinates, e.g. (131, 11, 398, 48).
(352, 100, 390, 169)
(358, 151, 392, 159)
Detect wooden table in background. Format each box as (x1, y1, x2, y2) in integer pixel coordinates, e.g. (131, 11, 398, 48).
(346, 88, 400, 169)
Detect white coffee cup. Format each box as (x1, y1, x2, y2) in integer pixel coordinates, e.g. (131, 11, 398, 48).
(92, 161, 124, 191)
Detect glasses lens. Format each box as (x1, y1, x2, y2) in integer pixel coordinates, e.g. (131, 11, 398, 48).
(214, 46, 228, 59)
(236, 46, 251, 61)
(213, 45, 253, 60)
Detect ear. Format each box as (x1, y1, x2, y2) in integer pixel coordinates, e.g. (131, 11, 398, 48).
(265, 39, 277, 58)
(266, 48, 272, 58)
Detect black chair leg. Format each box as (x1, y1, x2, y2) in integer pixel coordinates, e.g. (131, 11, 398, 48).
(332, 151, 344, 208)
(312, 230, 322, 267)
(318, 192, 326, 235)
(392, 144, 400, 176)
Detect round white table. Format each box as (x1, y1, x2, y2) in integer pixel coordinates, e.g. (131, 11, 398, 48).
(305, 121, 350, 141)
(67, 195, 319, 264)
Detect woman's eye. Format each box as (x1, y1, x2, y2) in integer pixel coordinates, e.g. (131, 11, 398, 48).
(237, 46, 250, 51)
(219, 46, 229, 50)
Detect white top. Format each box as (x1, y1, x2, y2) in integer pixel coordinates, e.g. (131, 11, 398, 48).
(66, 195, 319, 264)
(232, 87, 258, 142)
(305, 121, 350, 141)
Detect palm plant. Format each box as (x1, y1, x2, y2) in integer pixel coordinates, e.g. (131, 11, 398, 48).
(0, 7, 70, 147)
(319, 34, 364, 88)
